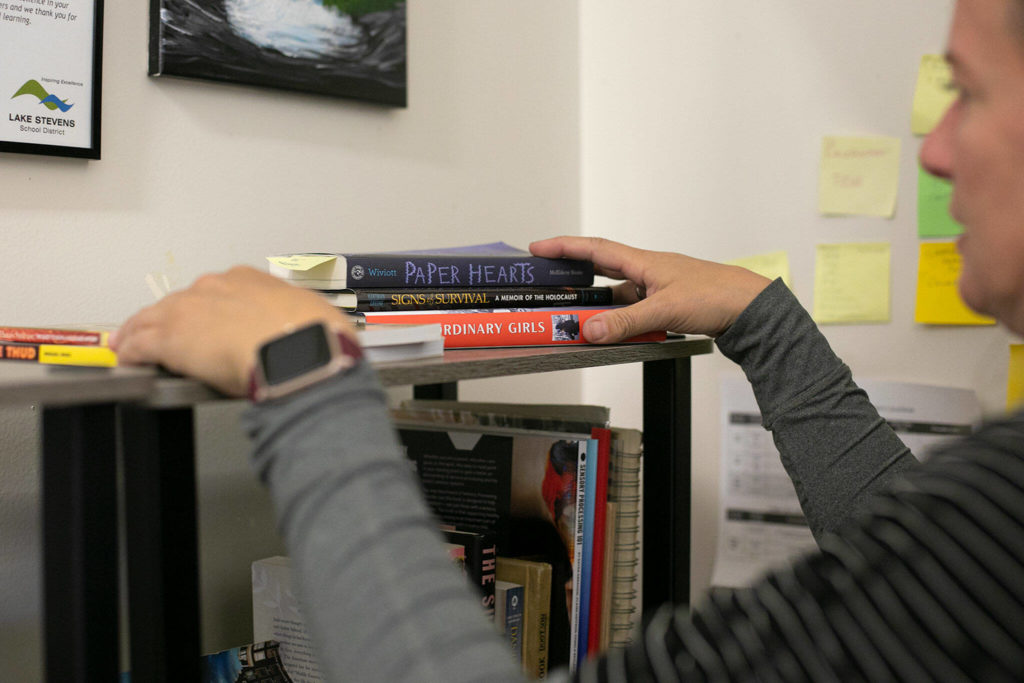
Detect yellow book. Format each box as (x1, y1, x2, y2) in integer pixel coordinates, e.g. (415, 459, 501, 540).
(0, 342, 118, 367)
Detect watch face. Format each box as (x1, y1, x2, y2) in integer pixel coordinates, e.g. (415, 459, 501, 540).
(260, 323, 333, 386)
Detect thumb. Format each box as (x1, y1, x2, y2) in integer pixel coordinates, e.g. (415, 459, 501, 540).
(582, 301, 656, 343)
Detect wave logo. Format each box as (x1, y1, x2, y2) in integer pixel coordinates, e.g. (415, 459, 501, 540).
(11, 80, 73, 112)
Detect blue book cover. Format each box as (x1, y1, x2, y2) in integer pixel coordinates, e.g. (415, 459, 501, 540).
(268, 242, 594, 289)
(576, 437, 599, 667)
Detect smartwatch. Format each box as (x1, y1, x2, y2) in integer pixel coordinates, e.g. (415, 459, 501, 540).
(248, 322, 363, 402)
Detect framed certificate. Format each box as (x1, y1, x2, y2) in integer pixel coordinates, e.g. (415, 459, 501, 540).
(0, 0, 103, 159)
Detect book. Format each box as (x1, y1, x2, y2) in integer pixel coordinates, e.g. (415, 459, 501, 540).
(354, 323, 444, 363)
(0, 325, 110, 346)
(496, 557, 553, 679)
(396, 401, 637, 657)
(569, 440, 590, 669)
(120, 640, 294, 683)
(495, 579, 525, 660)
(441, 527, 498, 620)
(599, 502, 618, 651)
(267, 242, 594, 289)
(320, 286, 614, 311)
(252, 556, 325, 683)
(396, 422, 590, 670)
(357, 307, 667, 349)
(608, 428, 643, 648)
(587, 428, 612, 656)
(0, 341, 118, 367)
(393, 400, 609, 434)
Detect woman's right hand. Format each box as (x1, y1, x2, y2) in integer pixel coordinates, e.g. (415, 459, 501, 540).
(530, 236, 771, 341)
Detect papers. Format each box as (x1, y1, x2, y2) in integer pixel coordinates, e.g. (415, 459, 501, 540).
(711, 376, 981, 588)
(813, 243, 891, 324)
(818, 136, 901, 218)
(915, 242, 995, 325)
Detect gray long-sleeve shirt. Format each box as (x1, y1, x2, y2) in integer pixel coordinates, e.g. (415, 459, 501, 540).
(244, 279, 1023, 681)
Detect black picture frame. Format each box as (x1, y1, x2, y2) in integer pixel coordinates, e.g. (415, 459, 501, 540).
(148, 0, 406, 108)
(0, 0, 104, 159)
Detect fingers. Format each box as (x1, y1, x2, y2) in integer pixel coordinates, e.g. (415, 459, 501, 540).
(582, 298, 664, 344)
(530, 236, 641, 282)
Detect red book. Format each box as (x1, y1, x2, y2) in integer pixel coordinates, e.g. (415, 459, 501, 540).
(356, 307, 666, 349)
(587, 428, 611, 656)
(0, 325, 109, 346)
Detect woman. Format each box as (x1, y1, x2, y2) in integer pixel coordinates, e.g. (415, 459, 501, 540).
(113, 0, 1024, 679)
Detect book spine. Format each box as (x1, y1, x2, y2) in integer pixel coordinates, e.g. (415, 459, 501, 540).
(577, 438, 599, 666)
(347, 287, 613, 311)
(459, 532, 498, 620)
(569, 442, 588, 672)
(496, 559, 552, 679)
(343, 254, 593, 288)
(359, 308, 666, 348)
(0, 342, 118, 367)
(587, 428, 612, 656)
(0, 326, 107, 345)
(499, 583, 525, 659)
(609, 430, 643, 648)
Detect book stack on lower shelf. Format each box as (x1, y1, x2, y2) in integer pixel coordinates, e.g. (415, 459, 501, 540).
(249, 400, 643, 680)
(393, 399, 643, 675)
(267, 242, 666, 349)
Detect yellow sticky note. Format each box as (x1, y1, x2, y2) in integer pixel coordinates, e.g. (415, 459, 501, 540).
(912, 55, 956, 136)
(1009, 345, 1024, 410)
(813, 243, 891, 324)
(726, 251, 792, 288)
(915, 242, 995, 325)
(819, 136, 901, 218)
(266, 254, 337, 271)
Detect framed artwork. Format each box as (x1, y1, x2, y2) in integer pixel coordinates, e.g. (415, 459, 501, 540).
(149, 0, 407, 107)
(0, 0, 104, 159)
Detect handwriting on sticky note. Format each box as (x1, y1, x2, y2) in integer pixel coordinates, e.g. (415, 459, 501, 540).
(725, 251, 792, 288)
(918, 166, 963, 238)
(813, 243, 891, 324)
(912, 55, 956, 136)
(819, 136, 901, 218)
(266, 255, 337, 271)
(915, 242, 995, 325)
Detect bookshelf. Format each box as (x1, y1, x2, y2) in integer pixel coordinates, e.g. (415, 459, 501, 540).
(2, 336, 713, 682)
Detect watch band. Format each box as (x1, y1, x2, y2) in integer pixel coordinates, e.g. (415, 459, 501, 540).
(248, 328, 363, 402)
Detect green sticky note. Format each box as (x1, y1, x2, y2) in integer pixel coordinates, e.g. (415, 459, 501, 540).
(918, 167, 963, 238)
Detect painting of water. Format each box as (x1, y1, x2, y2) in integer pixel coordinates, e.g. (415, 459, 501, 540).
(149, 0, 406, 106)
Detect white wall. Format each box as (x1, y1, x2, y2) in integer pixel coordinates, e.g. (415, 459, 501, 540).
(0, 2, 581, 677)
(580, 0, 1016, 602)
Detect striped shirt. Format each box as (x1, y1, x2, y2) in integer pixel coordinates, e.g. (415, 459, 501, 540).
(575, 415, 1024, 681)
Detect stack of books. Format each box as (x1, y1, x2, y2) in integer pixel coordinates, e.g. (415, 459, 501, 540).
(393, 400, 643, 675)
(251, 400, 645, 679)
(267, 242, 666, 349)
(0, 325, 118, 367)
